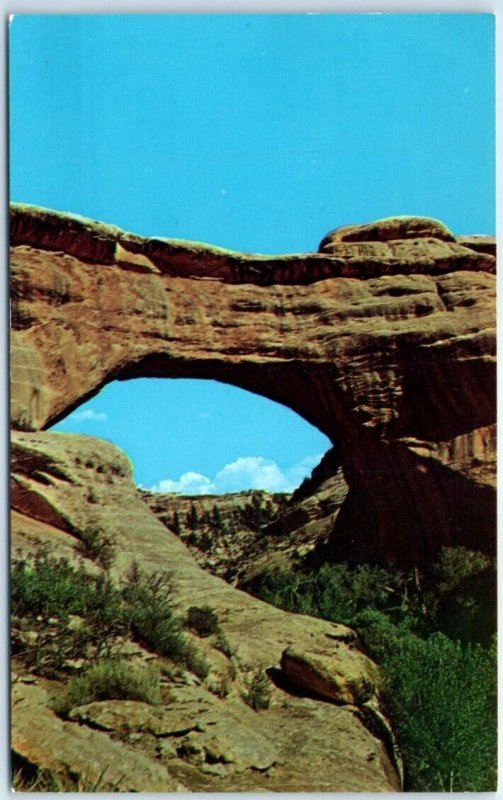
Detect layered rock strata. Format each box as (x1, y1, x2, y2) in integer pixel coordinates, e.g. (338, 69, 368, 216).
(11, 431, 399, 792)
(10, 204, 496, 565)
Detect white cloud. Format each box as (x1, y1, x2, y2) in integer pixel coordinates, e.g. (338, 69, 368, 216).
(147, 453, 324, 496)
(199, 412, 212, 419)
(150, 471, 216, 495)
(215, 456, 292, 493)
(69, 409, 108, 422)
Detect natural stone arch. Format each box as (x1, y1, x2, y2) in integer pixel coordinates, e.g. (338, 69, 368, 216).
(10, 205, 496, 565)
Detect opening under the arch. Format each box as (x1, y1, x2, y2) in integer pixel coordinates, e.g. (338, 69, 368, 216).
(50, 378, 332, 495)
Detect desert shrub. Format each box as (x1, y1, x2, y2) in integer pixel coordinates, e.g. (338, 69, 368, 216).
(186, 605, 221, 637)
(53, 658, 161, 716)
(121, 563, 185, 657)
(215, 630, 237, 659)
(186, 503, 199, 530)
(211, 505, 224, 530)
(11, 547, 94, 620)
(243, 668, 272, 710)
(427, 547, 496, 645)
(432, 546, 493, 593)
(380, 632, 497, 791)
(248, 550, 497, 791)
(182, 641, 210, 679)
(121, 563, 209, 677)
(11, 548, 127, 673)
(171, 510, 181, 535)
(252, 562, 408, 627)
(77, 522, 117, 570)
(239, 494, 276, 529)
(11, 754, 122, 792)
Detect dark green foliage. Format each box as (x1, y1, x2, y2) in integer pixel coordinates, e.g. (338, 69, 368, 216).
(380, 632, 497, 791)
(121, 562, 210, 676)
(11, 548, 128, 674)
(243, 668, 272, 710)
(239, 494, 277, 530)
(171, 510, 181, 535)
(186, 605, 221, 637)
(121, 562, 186, 659)
(428, 547, 496, 646)
(249, 549, 497, 791)
(186, 503, 199, 531)
(252, 562, 411, 628)
(12, 547, 95, 620)
(12, 550, 210, 680)
(77, 522, 117, 570)
(53, 658, 161, 716)
(211, 504, 224, 530)
(180, 641, 210, 679)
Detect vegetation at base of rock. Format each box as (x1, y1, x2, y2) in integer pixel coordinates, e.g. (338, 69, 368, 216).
(11, 547, 127, 673)
(249, 546, 497, 791)
(12, 548, 210, 681)
(52, 659, 161, 716)
(186, 605, 221, 637)
(378, 631, 496, 791)
(243, 667, 272, 711)
(251, 547, 495, 645)
(121, 562, 210, 677)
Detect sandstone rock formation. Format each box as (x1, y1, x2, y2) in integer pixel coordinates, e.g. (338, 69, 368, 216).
(142, 460, 348, 584)
(10, 204, 496, 566)
(11, 430, 399, 792)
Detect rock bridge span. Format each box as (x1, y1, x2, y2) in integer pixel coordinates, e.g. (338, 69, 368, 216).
(10, 204, 496, 565)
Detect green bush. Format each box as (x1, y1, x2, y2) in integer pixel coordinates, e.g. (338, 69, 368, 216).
(11, 548, 128, 674)
(243, 668, 272, 711)
(182, 641, 210, 679)
(252, 562, 407, 627)
(11, 547, 94, 620)
(248, 550, 497, 791)
(186, 605, 221, 637)
(121, 563, 209, 677)
(380, 632, 497, 791)
(428, 547, 496, 646)
(77, 522, 117, 570)
(121, 563, 186, 658)
(53, 658, 161, 716)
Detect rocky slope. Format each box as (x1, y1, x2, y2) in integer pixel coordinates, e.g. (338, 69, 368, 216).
(9, 205, 496, 791)
(11, 431, 400, 791)
(10, 204, 496, 565)
(141, 452, 348, 584)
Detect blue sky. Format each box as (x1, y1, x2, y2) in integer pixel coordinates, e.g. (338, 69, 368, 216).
(9, 14, 495, 493)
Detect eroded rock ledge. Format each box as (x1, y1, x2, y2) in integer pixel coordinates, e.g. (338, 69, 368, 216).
(11, 203, 495, 285)
(10, 204, 496, 566)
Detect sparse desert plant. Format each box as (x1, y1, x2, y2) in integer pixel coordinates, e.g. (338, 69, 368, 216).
(186, 605, 221, 637)
(182, 641, 210, 679)
(52, 658, 161, 717)
(243, 667, 272, 711)
(77, 521, 117, 570)
(11, 548, 128, 674)
(214, 630, 237, 659)
(121, 562, 209, 677)
(121, 563, 184, 655)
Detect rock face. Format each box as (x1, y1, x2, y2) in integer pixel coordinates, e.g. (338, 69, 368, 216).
(11, 430, 399, 792)
(10, 204, 496, 565)
(142, 462, 348, 584)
